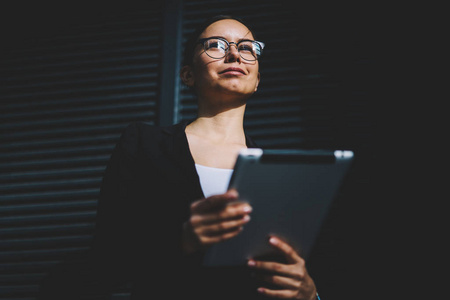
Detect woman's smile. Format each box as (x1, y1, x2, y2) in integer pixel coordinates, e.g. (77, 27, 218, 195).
(219, 67, 246, 76)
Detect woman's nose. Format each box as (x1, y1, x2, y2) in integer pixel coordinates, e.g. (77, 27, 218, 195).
(224, 44, 241, 62)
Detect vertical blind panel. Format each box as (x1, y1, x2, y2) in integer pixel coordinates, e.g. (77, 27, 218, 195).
(0, 5, 162, 299)
(179, 0, 375, 150)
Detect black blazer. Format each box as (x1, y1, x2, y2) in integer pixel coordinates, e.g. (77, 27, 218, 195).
(39, 121, 263, 300)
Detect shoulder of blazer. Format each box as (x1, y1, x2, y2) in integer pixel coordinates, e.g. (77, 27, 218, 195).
(117, 120, 258, 156)
(116, 121, 190, 157)
(128, 121, 189, 137)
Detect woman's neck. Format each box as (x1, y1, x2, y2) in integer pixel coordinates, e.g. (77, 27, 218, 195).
(187, 105, 246, 145)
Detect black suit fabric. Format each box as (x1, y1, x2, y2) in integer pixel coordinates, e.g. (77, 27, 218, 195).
(38, 121, 263, 300)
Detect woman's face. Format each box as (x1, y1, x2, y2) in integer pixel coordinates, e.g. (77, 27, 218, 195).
(182, 19, 261, 104)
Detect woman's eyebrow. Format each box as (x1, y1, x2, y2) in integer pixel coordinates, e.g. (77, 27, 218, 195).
(204, 36, 254, 42)
(204, 35, 225, 40)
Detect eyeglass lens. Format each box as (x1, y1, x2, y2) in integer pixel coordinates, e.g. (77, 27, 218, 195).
(203, 38, 262, 61)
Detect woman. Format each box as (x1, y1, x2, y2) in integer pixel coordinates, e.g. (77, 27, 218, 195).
(38, 15, 319, 300)
(177, 15, 318, 299)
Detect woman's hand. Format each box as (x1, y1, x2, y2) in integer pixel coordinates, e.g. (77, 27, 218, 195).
(248, 236, 317, 299)
(182, 189, 252, 254)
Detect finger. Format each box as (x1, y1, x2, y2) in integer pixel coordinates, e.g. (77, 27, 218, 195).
(198, 214, 251, 236)
(191, 191, 238, 212)
(269, 236, 303, 264)
(248, 260, 292, 277)
(191, 203, 252, 225)
(255, 274, 301, 290)
(256, 287, 296, 299)
(199, 227, 243, 245)
(190, 190, 239, 213)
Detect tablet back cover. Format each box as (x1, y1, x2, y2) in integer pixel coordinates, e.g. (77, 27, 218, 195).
(202, 149, 353, 266)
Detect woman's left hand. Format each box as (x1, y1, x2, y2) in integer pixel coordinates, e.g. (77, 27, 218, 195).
(247, 236, 317, 299)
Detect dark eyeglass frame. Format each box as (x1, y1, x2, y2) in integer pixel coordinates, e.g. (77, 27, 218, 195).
(197, 37, 265, 61)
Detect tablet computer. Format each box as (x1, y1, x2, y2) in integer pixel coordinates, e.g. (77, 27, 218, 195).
(202, 148, 354, 266)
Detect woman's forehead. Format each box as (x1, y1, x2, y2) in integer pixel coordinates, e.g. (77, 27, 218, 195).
(199, 19, 254, 41)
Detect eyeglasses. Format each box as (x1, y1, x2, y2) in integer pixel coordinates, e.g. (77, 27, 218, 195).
(197, 37, 265, 61)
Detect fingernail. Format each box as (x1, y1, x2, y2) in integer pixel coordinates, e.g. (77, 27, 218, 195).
(257, 288, 265, 294)
(243, 215, 251, 222)
(248, 259, 255, 266)
(243, 205, 252, 213)
(228, 189, 238, 197)
(269, 237, 278, 245)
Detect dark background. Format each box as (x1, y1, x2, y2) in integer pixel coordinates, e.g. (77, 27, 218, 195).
(1, 1, 403, 299)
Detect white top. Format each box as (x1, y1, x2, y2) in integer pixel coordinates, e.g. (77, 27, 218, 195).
(195, 164, 234, 198)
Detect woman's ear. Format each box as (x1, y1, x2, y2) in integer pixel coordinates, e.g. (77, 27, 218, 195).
(180, 65, 195, 87)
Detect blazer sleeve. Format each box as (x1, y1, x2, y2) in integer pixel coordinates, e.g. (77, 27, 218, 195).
(90, 122, 142, 284)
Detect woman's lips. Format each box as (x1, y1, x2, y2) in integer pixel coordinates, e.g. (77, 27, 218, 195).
(220, 67, 245, 75)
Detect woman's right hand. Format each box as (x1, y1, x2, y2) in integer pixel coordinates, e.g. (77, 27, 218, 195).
(182, 189, 252, 254)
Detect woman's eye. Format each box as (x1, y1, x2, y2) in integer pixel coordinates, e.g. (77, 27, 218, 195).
(239, 44, 255, 53)
(206, 40, 227, 50)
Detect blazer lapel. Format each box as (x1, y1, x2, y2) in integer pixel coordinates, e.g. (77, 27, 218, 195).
(162, 121, 205, 200)
(245, 133, 258, 148)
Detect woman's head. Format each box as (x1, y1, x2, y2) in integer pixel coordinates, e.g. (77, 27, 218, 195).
(180, 15, 263, 105)
(182, 15, 260, 67)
